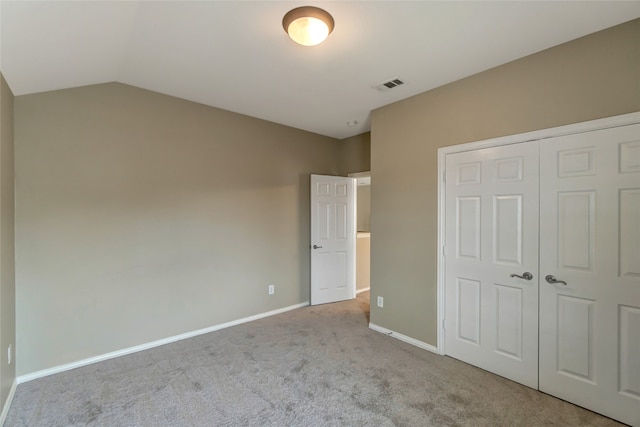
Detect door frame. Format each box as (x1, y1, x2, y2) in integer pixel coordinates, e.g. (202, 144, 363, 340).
(436, 112, 640, 355)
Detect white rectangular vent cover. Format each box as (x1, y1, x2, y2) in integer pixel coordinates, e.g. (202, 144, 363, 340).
(374, 78, 405, 92)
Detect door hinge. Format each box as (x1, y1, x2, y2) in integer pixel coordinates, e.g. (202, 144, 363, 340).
(442, 171, 446, 183)
(442, 319, 446, 330)
(442, 246, 446, 256)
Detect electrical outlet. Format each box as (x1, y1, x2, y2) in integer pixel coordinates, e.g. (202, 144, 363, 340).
(268, 284, 275, 295)
(7, 344, 11, 365)
(377, 296, 384, 308)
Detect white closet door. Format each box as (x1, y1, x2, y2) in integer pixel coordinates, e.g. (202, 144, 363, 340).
(445, 141, 539, 388)
(539, 124, 640, 426)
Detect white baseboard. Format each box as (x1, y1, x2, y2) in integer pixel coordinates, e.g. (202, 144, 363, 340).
(18, 301, 309, 384)
(0, 379, 17, 426)
(356, 287, 370, 294)
(369, 322, 440, 354)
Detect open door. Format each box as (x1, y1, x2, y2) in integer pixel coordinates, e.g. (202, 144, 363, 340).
(310, 174, 356, 305)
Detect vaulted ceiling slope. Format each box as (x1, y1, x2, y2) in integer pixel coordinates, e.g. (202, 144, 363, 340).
(1, 1, 639, 139)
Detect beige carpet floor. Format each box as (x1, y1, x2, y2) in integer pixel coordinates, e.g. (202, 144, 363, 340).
(5, 291, 624, 426)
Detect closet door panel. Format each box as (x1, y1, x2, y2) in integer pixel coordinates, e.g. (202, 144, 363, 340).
(539, 123, 640, 427)
(444, 142, 539, 389)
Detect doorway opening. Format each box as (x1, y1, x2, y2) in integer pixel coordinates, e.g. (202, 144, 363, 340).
(351, 171, 371, 323)
(350, 172, 371, 297)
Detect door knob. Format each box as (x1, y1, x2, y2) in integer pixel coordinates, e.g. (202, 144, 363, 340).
(545, 275, 567, 286)
(312, 244, 323, 249)
(510, 272, 533, 280)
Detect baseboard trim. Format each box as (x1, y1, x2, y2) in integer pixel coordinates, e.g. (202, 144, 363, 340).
(356, 287, 370, 294)
(369, 323, 439, 354)
(0, 378, 17, 426)
(17, 301, 309, 384)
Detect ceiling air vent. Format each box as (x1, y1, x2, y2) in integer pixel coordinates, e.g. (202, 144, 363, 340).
(374, 78, 405, 92)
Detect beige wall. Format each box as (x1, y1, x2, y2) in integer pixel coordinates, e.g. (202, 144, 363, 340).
(357, 185, 370, 232)
(338, 132, 370, 176)
(356, 235, 370, 292)
(370, 19, 640, 345)
(0, 73, 16, 412)
(15, 83, 341, 375)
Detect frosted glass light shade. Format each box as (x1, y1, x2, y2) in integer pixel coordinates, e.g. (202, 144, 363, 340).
(283, 6, 334, 46)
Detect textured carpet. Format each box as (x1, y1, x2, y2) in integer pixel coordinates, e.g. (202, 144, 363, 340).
(6, 292, 623, 426)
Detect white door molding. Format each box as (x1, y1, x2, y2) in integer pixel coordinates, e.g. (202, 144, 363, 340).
(436, 112, 640, 355)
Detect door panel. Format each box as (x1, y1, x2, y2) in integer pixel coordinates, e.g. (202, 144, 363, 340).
(494, 284, 523, 359)
(493, 195, 522, 264)
(457, 197, 481, 259)
(539, 124, 640, 426)
(310, 174, 356, 305)
(457, 278, 481, 345)
(619, 305, 640, 398)
(557, 191, 594, 270)
(620, 189, 640, 278)
(445, 142, 539, 389)
(556, 295, 595, 381)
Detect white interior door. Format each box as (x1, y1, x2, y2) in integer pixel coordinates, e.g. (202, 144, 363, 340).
(444, 142, 539, 388)
(310, 174, 356, 305)
(539, 124, 640, 426)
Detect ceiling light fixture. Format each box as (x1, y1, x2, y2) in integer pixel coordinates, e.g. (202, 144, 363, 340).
(282, 6, 334, 46)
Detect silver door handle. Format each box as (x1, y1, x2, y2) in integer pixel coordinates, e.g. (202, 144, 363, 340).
(312, 244, 323, 249)
(510, 272, 533, 280)
(545, 275, 567, 286)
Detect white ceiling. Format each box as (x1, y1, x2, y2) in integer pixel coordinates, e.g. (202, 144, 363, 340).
(1, 1, 639, 139)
